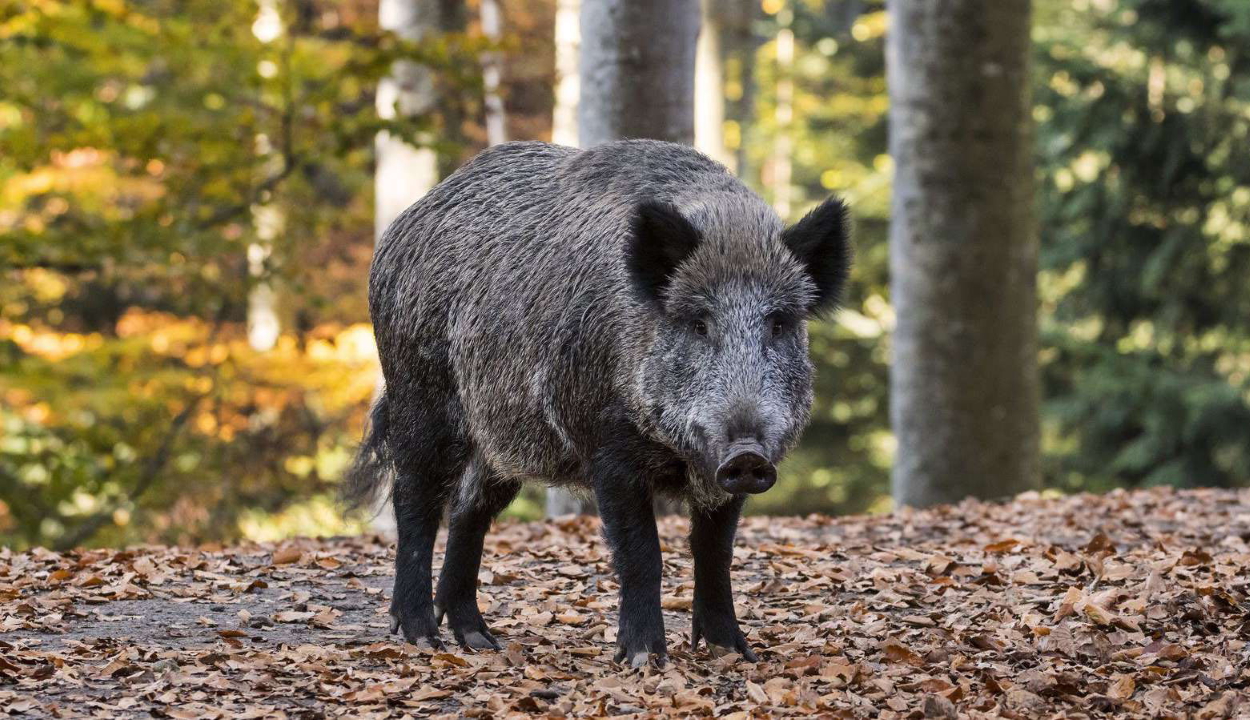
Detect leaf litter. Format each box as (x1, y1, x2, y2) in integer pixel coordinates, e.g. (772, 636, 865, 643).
(1, 487, 1247, 718)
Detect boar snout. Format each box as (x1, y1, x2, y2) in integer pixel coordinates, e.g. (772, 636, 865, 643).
(715, 441, 777, 494)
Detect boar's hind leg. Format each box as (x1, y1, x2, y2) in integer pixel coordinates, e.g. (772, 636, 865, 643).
(689, 495, 757, 661)
(434, 468, 519, 650)
(593, 441, 667, 668)
(388, 414, 466, 649)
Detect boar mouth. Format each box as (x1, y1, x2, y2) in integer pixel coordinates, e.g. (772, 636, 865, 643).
(715, 441, 777, 495)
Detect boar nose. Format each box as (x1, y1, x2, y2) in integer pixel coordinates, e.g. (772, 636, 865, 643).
(725, 403, 766, 445)
(716, 442, 777, 495)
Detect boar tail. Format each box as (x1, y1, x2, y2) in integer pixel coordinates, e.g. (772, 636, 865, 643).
(342, 389, 394, 512)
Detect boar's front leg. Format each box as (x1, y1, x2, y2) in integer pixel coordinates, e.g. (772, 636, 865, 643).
(592, 442, 666, 668)
(690, 495, 758, 661)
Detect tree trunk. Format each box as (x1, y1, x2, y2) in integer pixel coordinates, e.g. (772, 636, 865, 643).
(551, 0, 580, 147)
(480, 0, 507, 146)
(694, 0, 729, 167)
(248, 0, 284, 353)
(545, 0, 584, 517)
(374, 0, 444, 242)
(246, 206, 282, 352)
(546, 0, 699, 518)
(723, 0, 758, 180)
(887, 0, 1040, 507)
(577, 0, 700, 147)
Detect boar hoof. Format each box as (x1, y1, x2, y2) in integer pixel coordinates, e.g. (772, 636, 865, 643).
(706, 641, 759, 662)
(435, 602, 502, 651)
(458, 629, 499, 650)
(692, 619, 759, 662)
(614, 645, 667, 669)
(390, 611, 444, 650)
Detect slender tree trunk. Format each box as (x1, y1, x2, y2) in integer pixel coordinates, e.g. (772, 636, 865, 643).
(551, 0, 698, 518)
(248, 0, 284, 353)
(887, 0, 1040, 507)
(375, 0, 442, 242)
(544, 0, 584, 517)
(577, 0, 700, 147)
(436, 0, 470, 176)
(551, 0, 580, 147)
(246, 206, 282, 352)
(480, 0, 507, 146)
(694, 0, 729, 167)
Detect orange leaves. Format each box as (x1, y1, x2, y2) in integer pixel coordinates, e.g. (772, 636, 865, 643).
(1, 488, 1248, 717)
(269, 546, 303, 566)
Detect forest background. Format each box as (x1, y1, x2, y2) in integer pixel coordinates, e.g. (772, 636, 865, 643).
(3, 0, 1250, 549)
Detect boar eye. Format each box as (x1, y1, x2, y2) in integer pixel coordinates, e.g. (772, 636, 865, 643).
(769, 315, 788, 338)
(692, 318, 709, 337)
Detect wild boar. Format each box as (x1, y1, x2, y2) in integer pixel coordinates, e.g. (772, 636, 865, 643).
(346, 139, 850, 666)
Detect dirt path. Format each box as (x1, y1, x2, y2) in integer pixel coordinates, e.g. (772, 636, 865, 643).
(3, 488, 1248, 718)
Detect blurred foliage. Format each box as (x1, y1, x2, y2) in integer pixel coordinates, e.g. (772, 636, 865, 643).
(738, 0, 893, 516)
(4, 0, 1250, 548)
(1035, 0, 1250, 493)
(0, 0, 482, 549)
(749, 0, 1250, 516)
(0, 309, 378, 547)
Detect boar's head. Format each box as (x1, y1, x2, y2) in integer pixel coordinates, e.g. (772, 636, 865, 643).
(627, 196, 850, 503)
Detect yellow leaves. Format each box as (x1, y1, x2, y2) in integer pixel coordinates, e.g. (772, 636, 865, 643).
(850, 11, 888, 42)
(0, 321, 103, 361)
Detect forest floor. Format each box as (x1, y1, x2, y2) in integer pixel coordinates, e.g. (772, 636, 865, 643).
(2, 488, 1249, 719)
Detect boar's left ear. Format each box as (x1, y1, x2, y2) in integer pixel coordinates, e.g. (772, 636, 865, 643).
(626, 200, 701, 307)
(781, 196, 852, 315)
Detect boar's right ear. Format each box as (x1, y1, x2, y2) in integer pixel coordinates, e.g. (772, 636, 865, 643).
(626, 201, 701, 307)
(781, 196, 851, 316)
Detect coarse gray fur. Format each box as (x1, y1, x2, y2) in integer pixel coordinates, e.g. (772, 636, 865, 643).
(346, 139, 848, 516)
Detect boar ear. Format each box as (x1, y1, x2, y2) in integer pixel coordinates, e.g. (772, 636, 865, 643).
(626, 201, 701, 306)
(781, 196, 852, 315)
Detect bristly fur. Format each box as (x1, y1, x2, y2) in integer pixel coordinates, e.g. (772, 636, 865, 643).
(351, 139, 851, 660)
(626, 200, 702, 307)
(354, 139, 852, 513)
(781, 196, 852, 316)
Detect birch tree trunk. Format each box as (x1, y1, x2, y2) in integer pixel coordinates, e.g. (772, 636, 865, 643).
(247, 0, 284, 353)
(887, 0, 1040, 507)
(551, 0, 580, 147)
(770, 20, 793, 219)
(694, 0, 729, 167)
(480, 0, 507, 146)
(375, 0, 442, 243)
